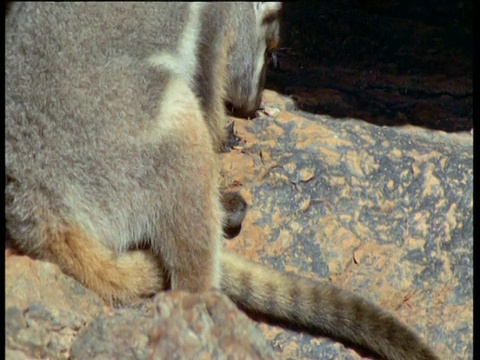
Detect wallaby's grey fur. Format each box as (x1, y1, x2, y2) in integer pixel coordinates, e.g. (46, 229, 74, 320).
(5, 3, 438, 360)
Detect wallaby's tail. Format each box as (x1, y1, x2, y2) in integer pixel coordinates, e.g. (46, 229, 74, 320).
(23, 219, 439, 359)
(220, 251, 440, 360)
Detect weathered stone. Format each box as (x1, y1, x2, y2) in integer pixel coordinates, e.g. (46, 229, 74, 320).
(5, 254, 104, 359)
(221, 89, 472, 359)
(70, 291, 276, 360)
(150, 291, 277, 360)
(70, 306, 154, 360)
(5, 253, 276, 360)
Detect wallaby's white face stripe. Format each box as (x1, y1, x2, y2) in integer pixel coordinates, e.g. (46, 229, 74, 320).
(254, 2, 282, 24)
(147, 3, 205, 86)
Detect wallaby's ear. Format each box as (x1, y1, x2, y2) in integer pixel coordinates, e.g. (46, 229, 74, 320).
(254, 2, 282, 23)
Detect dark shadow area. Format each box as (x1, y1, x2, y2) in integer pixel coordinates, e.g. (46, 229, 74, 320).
(266, 0, 472, 132)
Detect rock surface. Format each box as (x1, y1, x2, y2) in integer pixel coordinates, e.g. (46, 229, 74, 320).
(5, 253, 104, 359)
(222, 90, 472, 359)
(6, 253, 277, 360)
(149, 292, 277, 360)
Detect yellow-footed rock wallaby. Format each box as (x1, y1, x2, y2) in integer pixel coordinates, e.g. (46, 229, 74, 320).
(5, 3, 439, 359)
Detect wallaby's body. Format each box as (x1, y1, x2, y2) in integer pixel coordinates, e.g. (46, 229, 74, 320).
(6, 3, 438, 360)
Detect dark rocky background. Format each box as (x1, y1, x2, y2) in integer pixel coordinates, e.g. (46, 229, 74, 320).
(268, 0, 472, 132)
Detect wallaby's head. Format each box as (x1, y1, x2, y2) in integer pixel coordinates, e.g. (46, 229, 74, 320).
(226, 2, 282, 117)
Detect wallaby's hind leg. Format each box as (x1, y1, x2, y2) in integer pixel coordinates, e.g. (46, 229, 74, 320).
(38, 220, 166, 304)
(148, 76, 224, 292)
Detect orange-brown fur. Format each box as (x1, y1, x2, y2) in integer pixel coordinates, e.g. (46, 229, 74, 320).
(44, 224, 165, 303)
